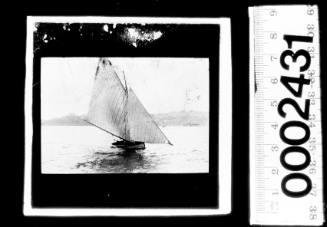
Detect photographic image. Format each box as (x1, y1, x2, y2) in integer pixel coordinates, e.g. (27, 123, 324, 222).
(41, 57, 209, 173)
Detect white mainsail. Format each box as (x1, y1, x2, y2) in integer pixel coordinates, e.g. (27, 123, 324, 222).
(87, 58, 128, 140)
(87, 58, 171, 144)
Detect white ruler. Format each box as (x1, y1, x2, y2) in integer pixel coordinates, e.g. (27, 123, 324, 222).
(249, 5, 324, 226)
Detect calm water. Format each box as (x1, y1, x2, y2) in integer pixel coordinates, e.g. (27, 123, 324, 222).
(41, 126, 209, 173)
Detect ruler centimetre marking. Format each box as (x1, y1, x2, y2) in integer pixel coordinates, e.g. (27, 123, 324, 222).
(249, 5, 324, 226)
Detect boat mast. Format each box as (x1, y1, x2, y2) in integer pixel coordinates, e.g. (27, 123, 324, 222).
(122, 70, 129, 140)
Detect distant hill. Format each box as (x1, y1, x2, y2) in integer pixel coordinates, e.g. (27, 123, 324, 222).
(42, 114, 89, 126)
(153, 111, 208, 127)
(42, 111, 208, 127)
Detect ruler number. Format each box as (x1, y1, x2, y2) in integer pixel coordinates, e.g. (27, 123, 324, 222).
(271, 100, 278, 107)
(271, 122, 278, 130)
(307, 24, 315, 38)
(309, 137, 316, 152)
(307, 47, 315, 58)
(271, 144, 279, 152)
(307, 6, 315, 15)
(270, 33, 277, 39)
(272, 168, 279, 175)
(307, 69, 316, 86)
(309, 205, 317, 219)
(270, 9, 277, 16)
(271, 77, 278, 85)
(310, 183, 317, 196)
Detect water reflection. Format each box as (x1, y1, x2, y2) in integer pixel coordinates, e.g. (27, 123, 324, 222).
(76, 148, 153, 173)
(43, 126, 209, 173)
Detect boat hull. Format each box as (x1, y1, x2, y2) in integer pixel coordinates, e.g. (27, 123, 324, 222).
(112, 140, 145, 150)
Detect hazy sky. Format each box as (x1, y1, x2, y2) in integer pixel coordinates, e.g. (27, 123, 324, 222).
(41, 57, 209, 120)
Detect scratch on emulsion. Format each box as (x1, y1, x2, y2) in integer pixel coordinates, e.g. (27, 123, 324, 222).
(121, 26, 163, 48)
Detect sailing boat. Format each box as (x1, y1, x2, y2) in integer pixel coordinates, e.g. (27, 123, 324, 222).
(86, 58, 172, 150)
